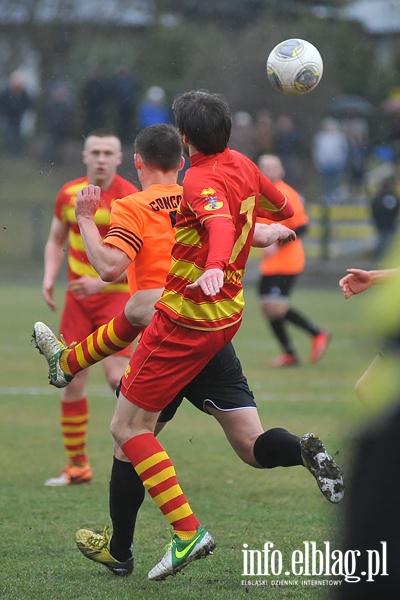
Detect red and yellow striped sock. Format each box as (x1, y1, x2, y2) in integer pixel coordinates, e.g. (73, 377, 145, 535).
(59, 310, 141, 376)
(122, 433, 200, 539)
(61, 398, 89, 465)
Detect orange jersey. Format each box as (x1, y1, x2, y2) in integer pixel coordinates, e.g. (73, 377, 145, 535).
(103, 183, 183, 295)
(55, 174, 138, 292)
(258, 179, 308, 275)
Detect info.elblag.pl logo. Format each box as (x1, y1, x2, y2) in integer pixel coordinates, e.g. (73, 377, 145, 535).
(242, 541, 388, 584)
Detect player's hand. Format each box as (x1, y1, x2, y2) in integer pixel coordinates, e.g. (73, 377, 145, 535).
(339, 268, 372, 299)
(187, 268, 224, 296)
(274, 223, 296, 245)
(68, 276, 107, 299)
(252, 223, 296, 247)
(75, 184, 101, 220)
(42, 283, 57, 311)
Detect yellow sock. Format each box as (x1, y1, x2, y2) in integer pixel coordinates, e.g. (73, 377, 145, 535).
(174, 529, 198, 540)
(59, 349, 73, 375)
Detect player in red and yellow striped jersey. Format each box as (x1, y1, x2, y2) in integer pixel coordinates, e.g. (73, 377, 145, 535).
(157, 146, 292, 331)
(40, 129, 137, 487)
(257, 154, 330, 367)
(107, 90, 294, 579)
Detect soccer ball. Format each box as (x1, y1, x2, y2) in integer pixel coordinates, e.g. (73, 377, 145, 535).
(266, 38, 323, 96)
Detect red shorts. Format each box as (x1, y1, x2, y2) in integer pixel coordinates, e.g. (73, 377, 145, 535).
(120, 310, 241, 412)
(59, 289, 132, 357)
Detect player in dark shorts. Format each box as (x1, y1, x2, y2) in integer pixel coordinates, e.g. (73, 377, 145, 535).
(76, 341, 345, 576)
(160, 342, 257, 420)
(257, 154, 330, 368)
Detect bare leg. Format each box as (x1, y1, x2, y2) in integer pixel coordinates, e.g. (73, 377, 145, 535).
(207, 406, 264, 466)
(207, 406, 302, 468)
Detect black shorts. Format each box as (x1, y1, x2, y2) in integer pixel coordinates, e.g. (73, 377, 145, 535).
(258, 274, 297, 300)
(159, 342, 256, 423)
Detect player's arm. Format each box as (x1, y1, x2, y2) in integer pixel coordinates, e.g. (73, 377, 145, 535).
(187, 215, 235, 296)
(124, 287, 164, 328)
(42, 217, 69, 311)
(252, 223, 296, 247)
(339, 267, 400, 299)
(75, 184, 131, 281)
(367, 268, 400, 283)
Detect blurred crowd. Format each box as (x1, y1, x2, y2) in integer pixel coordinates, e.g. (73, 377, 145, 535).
(229, 106, 400, 262)
(1, 66, 399, 257)
(229, 108, 372, 196)
(0, 66, 173, 165)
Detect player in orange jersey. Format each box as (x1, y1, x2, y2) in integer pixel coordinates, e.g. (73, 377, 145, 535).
(38, 129, 138, 487)
(257, 154, 330, 367)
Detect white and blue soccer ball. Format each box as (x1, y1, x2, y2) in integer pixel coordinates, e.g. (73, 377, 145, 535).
(266, 38, 323, 96)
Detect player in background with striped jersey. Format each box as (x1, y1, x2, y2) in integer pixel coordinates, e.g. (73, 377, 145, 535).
(39, 129, 137, 487)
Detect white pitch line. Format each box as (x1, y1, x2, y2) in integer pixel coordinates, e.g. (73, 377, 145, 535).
(0, 388, 336, 402)
(0, 386, 111, 396)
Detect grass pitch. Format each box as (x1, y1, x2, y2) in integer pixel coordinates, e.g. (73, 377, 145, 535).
(0, 280, 376, 599)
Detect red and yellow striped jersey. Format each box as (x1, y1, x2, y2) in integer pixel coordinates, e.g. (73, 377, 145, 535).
(103, 183, 182, 295)
(157, 148, 293, 330)
(54, 174, 138, 292)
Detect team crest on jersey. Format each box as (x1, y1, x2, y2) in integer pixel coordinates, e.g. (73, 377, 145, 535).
(200, 188, 216, 196)
(204, 197, 223, 211)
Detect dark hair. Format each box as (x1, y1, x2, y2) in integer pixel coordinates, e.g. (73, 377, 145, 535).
(172, 90, 232, 155)
(134, 124, 183, 172)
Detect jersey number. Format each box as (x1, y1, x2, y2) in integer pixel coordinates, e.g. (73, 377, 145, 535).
(229, 196, 255, 263)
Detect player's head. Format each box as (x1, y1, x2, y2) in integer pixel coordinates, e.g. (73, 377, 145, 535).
(172, 90, 232, 155)
(257, 154, 285, 183)
(83, 129, 122, 187)
(134, 124, 183, 172)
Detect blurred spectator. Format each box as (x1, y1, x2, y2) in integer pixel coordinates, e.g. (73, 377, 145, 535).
(373, 144, 396, 163)
(81, 69, 110, 135)
(370, 175, 400, 260)
(312, 117, 348, 205)
(42, 74, 75, 165)
(382, 92, 400, 159)
(229, 111, 258, 161)
(343, 117, 369, 192)
(274, 114, 303, 189)
(137, 86, 171, 129)
(0, 70, 33, 156)
(112, 65, 138, 143)
(255, 108, 274, 157)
